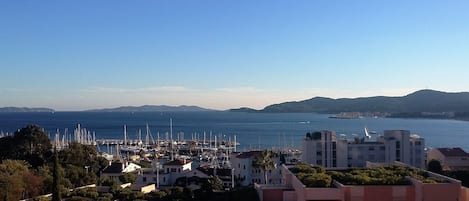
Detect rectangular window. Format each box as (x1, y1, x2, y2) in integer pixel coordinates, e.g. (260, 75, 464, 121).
(171, 168, 177, 172)
(317, 151, 322, 156)
(396, 141, 400, 149)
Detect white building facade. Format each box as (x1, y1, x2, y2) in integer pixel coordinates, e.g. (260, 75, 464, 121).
(230, 151, 283, 186)
(302, 130, 425, 168)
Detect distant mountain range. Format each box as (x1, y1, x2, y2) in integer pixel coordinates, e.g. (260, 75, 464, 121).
(85, 105, 215, 112)
(0, 107, 55, 112)
(230, 89, 469, 120)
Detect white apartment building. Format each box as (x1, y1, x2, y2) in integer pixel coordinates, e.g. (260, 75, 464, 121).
(230, 151, 283, 186)
(302, 131, 348, 168)
(302, 130, 425, 168)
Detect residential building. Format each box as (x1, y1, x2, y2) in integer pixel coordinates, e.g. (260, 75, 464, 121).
(428, 147, 469, 170)
(230, 151, 283, 186)
(101, 161, 141, 182)
(302, 131, 348, 168)
(159, 159, 193, 185)
(302, 130, 425, 168)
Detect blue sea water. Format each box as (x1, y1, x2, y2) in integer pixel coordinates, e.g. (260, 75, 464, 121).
(0, 111, 468, 151)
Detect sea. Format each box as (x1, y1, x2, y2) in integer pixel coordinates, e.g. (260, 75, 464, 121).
(0, 111, 468, 151)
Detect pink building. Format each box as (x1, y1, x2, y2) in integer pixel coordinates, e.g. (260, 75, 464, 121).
(256, 164, 469, 201)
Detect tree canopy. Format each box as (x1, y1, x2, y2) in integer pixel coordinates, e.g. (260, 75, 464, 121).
(0, 124, 52, 167)
(252, 150, 277, 184)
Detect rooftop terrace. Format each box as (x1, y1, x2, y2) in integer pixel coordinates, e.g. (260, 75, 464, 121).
(289, 163, 447, 188)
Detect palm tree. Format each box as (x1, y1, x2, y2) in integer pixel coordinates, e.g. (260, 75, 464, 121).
(253, 150, 277, 184)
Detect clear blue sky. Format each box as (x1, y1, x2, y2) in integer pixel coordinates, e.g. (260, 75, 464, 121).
(1, 0, 468, 110)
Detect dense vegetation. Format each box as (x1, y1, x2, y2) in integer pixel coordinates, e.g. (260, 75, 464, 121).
(0, 125, 109, 200)
(289, 163, 446, 188)
(0, 124, 260, 201)
(289, 164, 332, 187)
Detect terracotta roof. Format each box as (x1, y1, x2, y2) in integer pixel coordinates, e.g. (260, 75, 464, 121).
(437, 148, 469, 157)
(236, 151, 262, 159)
(164, 159, 192, 166)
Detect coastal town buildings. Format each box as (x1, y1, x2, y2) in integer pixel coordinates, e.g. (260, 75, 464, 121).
(302, 130, 425, 168)
(101, 161, 142, 181)
(427, 147, 469, 170)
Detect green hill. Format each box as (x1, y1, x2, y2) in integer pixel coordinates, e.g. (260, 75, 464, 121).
(233, 89, 469, 119)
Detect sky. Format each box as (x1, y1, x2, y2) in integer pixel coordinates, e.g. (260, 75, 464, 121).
(0, 0, 468, 111)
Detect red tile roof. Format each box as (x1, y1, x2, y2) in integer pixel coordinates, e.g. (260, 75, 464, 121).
(437, 148, 469, 157)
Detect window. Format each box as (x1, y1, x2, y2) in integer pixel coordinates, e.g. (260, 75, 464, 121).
(171, 168, 177, 172)
(316, 160, 322, 165)
(317, 151, 322, 156)
(143, 177, 147, 182)
(415, 141, 421, 146)
(368, 147, 375, 151)
(243, 165, 246, 170)
(396, 141, 400, 149)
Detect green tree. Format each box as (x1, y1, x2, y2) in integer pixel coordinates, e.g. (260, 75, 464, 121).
(0, 160, 35, 201)
(58, 142, 108, 187)
(252, 150, 277, 184)
(119, 172, 136, 184)
(0, 125, 52, 168)
(427, 159, 443, 174)
(15, 125, 53, 167)
(302, 173, 332, 187)
(52, 149, 62, 201)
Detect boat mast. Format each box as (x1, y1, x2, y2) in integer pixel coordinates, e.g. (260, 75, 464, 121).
(146, 123, 150, 146)
(123, 125, 127, 146)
